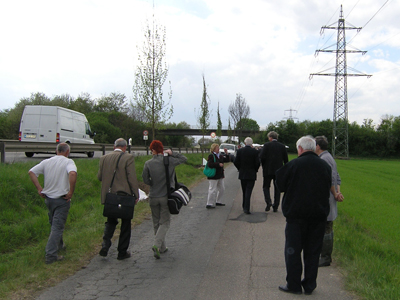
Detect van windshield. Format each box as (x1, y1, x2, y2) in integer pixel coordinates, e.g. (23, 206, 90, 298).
(221, 144, 235, 151)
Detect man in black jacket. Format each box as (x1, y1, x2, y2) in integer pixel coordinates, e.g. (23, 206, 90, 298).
(260, 131, 288, 212)
(275, 136, 331, 295)
(234, 137, 260, 214)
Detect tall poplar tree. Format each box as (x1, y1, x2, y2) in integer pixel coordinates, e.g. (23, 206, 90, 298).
(216, 102, 222, 139)
(196, 74, 211, 154)
(133, 15, 173, 140)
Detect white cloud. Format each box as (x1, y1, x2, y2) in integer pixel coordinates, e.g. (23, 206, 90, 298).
(1, 0, 399, 131)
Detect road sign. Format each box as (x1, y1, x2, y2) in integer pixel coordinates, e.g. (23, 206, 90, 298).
(143, 130, 148, 136)
(210, 132, 216, 138)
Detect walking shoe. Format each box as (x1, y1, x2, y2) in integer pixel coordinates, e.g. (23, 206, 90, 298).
(265, 204, 271, 211)
(45, 255, 64, 265)
(206, 205, 215, 209)
(99, 247, 108, 257)
(160, 247, 169, 254)
(152, 245, 161, 259)
(278, 285, 302, 295)
(318, 261, 331, 267)
(117, 252, 131, 260)
(216, 203, 225, 206)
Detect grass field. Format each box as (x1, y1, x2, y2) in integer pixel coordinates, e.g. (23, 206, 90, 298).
(1, 154, 399, 299)
(335, 159, 400, 300)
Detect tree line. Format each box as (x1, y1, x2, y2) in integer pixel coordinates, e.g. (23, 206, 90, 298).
(1, 91, 400, 157)
(255, 117, 400, 157)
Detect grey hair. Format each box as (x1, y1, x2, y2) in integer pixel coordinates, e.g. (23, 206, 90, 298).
(268, 131, 278, 139)
(114, 138, 127, 148)
(57, 143, 70, 153)
(296, 136, 316, 152)
(244, 137, 253, 146)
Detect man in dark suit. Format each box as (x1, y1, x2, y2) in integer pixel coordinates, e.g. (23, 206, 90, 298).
(98, 138, 139, 260)
(234, 137, 260, 214)
(275, 136, 331, 295)
(260, 131, 288, 212)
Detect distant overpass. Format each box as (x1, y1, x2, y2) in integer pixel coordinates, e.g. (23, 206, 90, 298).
(156, 128, 262, 136)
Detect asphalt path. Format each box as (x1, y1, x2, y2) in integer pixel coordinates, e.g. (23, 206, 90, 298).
(35, 164, 356, 300)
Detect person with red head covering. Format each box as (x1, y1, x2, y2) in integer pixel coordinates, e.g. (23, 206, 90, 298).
(142, 140, 187, 259)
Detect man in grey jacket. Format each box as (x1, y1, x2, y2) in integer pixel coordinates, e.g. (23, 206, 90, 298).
(315, 136, 344, 267)
(142, 140, 187, 259)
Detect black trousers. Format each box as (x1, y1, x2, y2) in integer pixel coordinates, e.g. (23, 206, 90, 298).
(102, 217, 131, 255)
(284, 219, 325, 293)
(240, 179, 255, 212)
(263, 175, 281, 208)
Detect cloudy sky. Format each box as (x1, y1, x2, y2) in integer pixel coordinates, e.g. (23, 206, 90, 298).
(1, 0, 399, 129)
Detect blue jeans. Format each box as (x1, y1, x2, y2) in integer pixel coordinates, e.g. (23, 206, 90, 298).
(45, 197, 70, 262)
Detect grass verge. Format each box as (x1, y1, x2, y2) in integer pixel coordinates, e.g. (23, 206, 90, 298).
(0, 153, 205, 300)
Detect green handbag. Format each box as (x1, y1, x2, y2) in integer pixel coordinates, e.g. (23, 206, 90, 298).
(203, 154, 216, 177)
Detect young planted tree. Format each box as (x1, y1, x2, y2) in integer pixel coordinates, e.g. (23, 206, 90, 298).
(133, 16, 173, 140)
(196, 74, 211, 156)
(228, 93, 250, 143)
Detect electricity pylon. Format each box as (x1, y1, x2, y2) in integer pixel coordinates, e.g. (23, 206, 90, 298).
(283, 107, 298, 121)
(310, 5, 371, 158)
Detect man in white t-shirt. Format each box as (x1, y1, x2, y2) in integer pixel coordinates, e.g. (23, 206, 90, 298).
(29, 143, 77, 264)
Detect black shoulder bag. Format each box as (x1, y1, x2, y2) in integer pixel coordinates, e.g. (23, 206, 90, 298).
(103, 152, 136, 219)
(163, 153, 192, 215)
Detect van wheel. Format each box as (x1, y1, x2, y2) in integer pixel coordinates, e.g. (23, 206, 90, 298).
(25, 152, 34, 158)
(87, 151, 94, 158)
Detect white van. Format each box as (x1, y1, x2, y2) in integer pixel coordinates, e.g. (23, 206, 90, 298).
(19, 105, 95, 157)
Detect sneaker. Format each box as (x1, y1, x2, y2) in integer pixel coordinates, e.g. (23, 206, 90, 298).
(160, 247, 169, 254)
(206, 205, 215, 209)
(152, 245, 161, 259)
(216, 203, 225, 206)
(45, 255, 64, 265)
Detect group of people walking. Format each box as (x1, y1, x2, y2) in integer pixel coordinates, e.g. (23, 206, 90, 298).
(204, 132, 344, 295)
(205, 131, 288, 215)
(28, 132, 343, 296)
(28, 138, 186, 263)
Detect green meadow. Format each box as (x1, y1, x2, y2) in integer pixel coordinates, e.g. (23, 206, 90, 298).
(0, 154, 399, 299)
(335, 158, 400, 300)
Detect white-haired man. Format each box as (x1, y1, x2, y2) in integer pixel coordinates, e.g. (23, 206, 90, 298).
(275, 136, 331, 295)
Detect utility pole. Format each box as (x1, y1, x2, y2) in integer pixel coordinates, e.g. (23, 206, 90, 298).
(310, 5, 371, 158)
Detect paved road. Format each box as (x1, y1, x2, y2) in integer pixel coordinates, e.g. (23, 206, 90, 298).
(36, 164, 355, 300)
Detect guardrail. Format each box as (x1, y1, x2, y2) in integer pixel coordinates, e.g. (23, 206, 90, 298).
(0, 140, 203, 163)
